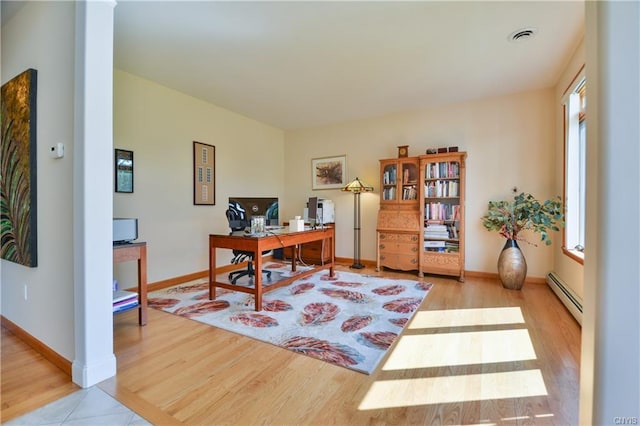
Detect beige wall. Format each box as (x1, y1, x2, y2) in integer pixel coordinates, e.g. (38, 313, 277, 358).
(113, 71, 558, 282)
(113, 70, 285, 284)
(284, 88, 558, 279)
(1, 1, 76, 360)
(552, 38, 585, 299)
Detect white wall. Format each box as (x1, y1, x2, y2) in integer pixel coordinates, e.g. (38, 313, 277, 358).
(581, 1, 640, 422)
(113, 70, 285, 284)
(553, 38, 585, 300)
(284, 89, 558, 279)
(1, 2, 76, 360)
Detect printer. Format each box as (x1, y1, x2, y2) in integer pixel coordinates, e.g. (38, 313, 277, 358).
(113, 218, 138, 244)
(304, 198, 334, 224)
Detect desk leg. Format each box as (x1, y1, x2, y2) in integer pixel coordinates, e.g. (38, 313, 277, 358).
(291, 245, 298, 273)
(209, 242, 217, 300)
(138, 245, 148, 326)
(254, 251, 263, 311)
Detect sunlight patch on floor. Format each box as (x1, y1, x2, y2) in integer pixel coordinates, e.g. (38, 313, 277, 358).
(408, 307, 525, 329)
(383, 329, 537, 370)
(358, 369, 548, 409)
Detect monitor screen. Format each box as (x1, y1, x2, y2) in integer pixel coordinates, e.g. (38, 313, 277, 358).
(307, 197, 318, 223)
(228, 197, 279, 226)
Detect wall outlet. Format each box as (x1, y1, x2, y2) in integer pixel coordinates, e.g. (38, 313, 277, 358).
(24, 284, 28, 301)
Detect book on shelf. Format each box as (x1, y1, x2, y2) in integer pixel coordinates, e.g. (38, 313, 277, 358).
(450, 224, 458, 239)
(424, 240, 446, 248)
(426, 161, 460, 179)
(402, 185, 417, 200)
(424, 202, 460, 221)
(425, 242, 459, 253)
(424, 228, 449, 239)
(383, 169, 397, 185)
(424, 180, 459, 198)
(383, 186, 396, 200)
(445, 242, 460, 252)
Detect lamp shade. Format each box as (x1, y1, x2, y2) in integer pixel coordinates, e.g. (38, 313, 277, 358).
(341, 177, 374, 193)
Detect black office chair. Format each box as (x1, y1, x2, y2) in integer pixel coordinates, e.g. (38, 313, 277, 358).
(226, 203, 272, 285)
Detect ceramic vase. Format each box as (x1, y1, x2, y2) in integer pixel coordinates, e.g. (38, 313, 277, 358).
(497, 239, 527, 290)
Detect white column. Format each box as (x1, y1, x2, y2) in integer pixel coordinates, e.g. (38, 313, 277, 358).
(582, 1, 640, 423)
(72, 0, 117, 387)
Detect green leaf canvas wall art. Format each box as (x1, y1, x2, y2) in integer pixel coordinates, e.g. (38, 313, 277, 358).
(1, 68, 38, 267)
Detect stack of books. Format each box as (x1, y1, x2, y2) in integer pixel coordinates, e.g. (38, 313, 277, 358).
(113, 290, 138, 313)
(424, 223, 450, 239)
(424, 240, 460, 253)
(424, 240, 446, 252)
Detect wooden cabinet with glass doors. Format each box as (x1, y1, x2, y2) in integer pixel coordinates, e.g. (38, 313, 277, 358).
(419, 152, 467, 281)
(376, 157, 421, 272)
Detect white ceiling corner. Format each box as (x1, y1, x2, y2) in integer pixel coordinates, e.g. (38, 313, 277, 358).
(114, 1, 585, 130)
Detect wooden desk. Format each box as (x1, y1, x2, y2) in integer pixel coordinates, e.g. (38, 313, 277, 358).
(209, 227, 335, 311)
(113, 242, 147, 326)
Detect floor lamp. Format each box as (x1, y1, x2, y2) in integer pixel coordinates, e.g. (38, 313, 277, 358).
(342, 177, 374, 269)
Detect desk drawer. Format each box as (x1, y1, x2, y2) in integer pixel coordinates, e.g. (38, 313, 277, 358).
(379, 241, 419, 255)
(282, 240, 330, 264)
(378, 232, 419, 271)
(379, 233, 419, 245)
(379, 253, 419, 271)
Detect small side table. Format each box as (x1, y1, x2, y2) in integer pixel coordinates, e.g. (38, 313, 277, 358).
(113, 242, 147, 326)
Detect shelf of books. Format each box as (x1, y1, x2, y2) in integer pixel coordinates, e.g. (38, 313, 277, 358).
(380, 157, 419, 204)
(420, 152, 467, 282)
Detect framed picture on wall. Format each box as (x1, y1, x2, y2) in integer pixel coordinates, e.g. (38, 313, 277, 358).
(1, 68, 38, 267)
(311, 155, 347, 190)
(115, 149, 134, 193)
(193, 141, 215, 205)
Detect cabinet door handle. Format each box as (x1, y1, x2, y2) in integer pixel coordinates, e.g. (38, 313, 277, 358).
(379, 244, 385, 249)
(411, 258, 417, 264)
(412, 235, 418, 241)
(412, 246, 418, 252)
(380, 234, 386, 240)
(380, 255, 386, 260)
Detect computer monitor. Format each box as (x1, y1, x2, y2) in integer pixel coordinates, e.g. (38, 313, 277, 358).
(307, 196, 319, 226)
(228, 197, 279, 226)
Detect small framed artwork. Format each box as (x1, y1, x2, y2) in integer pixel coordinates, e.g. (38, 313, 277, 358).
(311, 155, 347, 190)
(115, 149, 134, 193)
(193, 141, 215, 205)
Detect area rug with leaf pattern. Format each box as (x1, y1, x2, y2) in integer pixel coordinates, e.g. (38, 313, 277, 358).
(147, 264, 433, 374)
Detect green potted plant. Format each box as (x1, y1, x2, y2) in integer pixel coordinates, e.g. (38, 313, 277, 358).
(481, 192, 564, 289)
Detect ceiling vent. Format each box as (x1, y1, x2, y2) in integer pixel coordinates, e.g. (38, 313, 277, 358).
(508, 27, 538, 43)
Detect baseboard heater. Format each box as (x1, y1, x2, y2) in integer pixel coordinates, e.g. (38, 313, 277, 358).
(546, 272, 583, 326)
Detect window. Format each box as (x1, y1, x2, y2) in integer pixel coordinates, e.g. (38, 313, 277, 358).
(563, 69, 586, 264)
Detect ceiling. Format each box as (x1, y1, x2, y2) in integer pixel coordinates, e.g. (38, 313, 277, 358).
(7, 1, 585, 130)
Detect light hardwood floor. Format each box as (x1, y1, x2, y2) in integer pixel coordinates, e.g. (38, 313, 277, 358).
(2, 265, 581, 425)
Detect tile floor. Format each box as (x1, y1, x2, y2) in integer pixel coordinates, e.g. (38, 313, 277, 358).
(5, 387, 151, 426)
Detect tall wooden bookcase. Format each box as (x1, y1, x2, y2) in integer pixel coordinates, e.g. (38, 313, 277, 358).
(376, 152, 467, 282)
(376, 157, 421, 272)
(420, 151, 467, 281)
